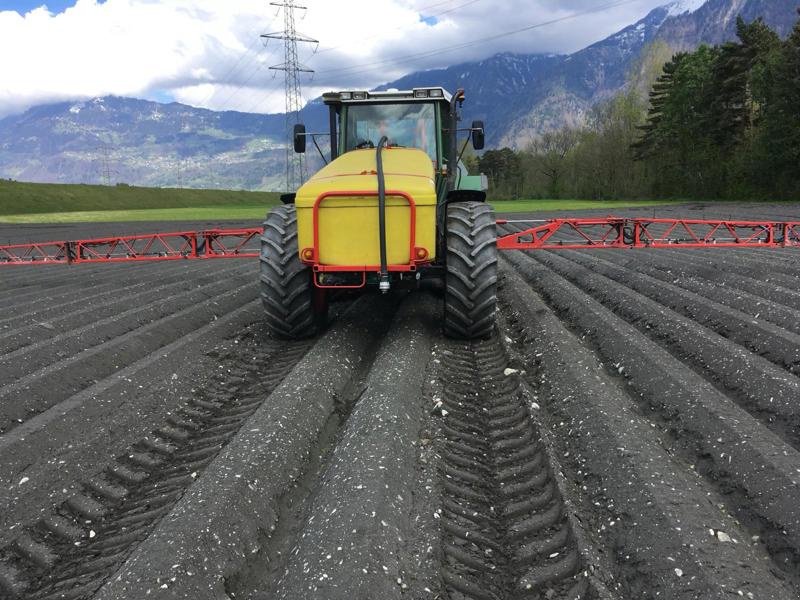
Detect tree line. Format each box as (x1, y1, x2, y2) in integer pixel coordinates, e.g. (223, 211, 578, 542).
(476, 12, 800, 201)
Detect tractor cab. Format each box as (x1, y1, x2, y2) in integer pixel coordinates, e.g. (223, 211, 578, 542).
(296, 87, 486, 202)
(260, 87, 496, 341)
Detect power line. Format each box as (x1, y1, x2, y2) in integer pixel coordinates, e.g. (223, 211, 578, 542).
(262, 1, 318, 192)
(316, 0, 484, 55)
(315, 0, 642, 79)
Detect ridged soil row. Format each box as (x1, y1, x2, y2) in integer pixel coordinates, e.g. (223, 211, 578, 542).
(0, 272, 259, 432)
(498, 263, 799, 600)
(438, 337, 590, 600)
(525, 247, 800, 374)
(670, 247, 800, 283)
(0, 264, 107, 292)
(0, 264, 142, 304)
(0, 258, 220, 298)
(0, 338, 310, 600)
(502, 252, 800, 591)
(582, 250, 800, 336)
(0, 264, 254, 377)
(0, 261, 251, 354)
(0, 260, 225, 330)
(705, 247, 800, 271)
(520, 248, 800, 449)
(597, 248, 800, 315)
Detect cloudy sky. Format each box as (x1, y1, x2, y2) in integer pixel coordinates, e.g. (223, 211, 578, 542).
(0, 0, 680, 118)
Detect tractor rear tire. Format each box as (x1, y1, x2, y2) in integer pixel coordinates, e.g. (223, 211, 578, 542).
(260, 205, 322, 339)
(443, 201, 498, 339)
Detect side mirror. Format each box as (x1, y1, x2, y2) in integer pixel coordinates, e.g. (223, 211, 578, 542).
(471, 120, 485, 150)
(293, 124, 306, 153)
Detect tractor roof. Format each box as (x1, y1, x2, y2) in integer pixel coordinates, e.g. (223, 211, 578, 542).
(322, 87, 452, 105)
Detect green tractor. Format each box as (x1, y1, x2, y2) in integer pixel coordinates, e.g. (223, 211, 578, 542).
(259, 87, 496, 339)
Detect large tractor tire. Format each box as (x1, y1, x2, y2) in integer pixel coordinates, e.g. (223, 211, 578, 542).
(443, 201, 498, 339)
(260, 205, 324, 339)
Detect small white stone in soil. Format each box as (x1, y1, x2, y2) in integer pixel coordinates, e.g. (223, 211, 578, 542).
(674, 568, 683, 577)
(716, 531, 732, 543)
(503, 368, 520, 376)
(18, 477, 29, 485)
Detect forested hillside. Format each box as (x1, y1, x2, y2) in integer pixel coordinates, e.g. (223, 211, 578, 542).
(479, 12, 800, 201)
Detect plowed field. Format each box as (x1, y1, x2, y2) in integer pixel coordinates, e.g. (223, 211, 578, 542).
(0, 203, 798, 600)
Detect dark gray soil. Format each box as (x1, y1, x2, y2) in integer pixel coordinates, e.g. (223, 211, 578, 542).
(1, 204, 799, 600)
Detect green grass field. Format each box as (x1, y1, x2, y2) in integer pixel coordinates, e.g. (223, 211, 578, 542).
(0, 180, 280, 222)
(490, 198, 688, 213)
(0, 179, 689, 223)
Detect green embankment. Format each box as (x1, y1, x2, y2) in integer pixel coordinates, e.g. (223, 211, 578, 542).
(0, 180, 279, 223)
(490, 199, 688, 213)
(0, 180, 689, 224)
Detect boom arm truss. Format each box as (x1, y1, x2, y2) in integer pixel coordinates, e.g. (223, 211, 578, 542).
(1, 217, 798, 266)
(0, 229, 261, 265)
(497, 217, 800, 250)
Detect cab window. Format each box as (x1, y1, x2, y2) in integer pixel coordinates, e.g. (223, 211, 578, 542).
(344, 103, 437, 160)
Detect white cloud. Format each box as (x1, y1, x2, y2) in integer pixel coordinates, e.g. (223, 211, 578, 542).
(0, 0, 677, 118)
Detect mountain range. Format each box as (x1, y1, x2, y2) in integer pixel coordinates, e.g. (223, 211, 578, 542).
(0, 0, 797, 191)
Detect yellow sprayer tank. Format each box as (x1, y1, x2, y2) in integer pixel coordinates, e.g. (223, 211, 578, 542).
(295, 148, 437, 267)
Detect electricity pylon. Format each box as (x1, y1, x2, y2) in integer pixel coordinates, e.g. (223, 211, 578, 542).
(262, 2, 318, 192)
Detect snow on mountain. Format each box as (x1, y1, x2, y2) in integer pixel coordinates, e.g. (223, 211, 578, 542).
(666, 0, 708, 17)
(1, 0, 797, 187)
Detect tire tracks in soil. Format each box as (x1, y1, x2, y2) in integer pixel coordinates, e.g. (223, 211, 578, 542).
(437, 337, 591, 600)
(499, 265, 799, 599)
(0, 335, 311, 600)
(501, 253, 800, 595)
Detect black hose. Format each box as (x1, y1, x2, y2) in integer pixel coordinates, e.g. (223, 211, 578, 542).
(376, 136, 390, 292)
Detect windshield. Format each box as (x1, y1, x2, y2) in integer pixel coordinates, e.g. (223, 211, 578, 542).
(344, 103, 437, 160)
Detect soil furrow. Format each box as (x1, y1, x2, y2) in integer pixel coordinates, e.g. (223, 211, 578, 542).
(503, 252, 800, 586)
(0, 279, 259, 432)
(236, 293, 437, 600)
(0, 260, 214, 305)
(592, 248, 800, 311)
(437, 337, 590, 599)
(530, 249, 800, 374)
(0, 264, 254, 373)
(0, 260, 235, 334)
(0, 265, 124, 304)
(0, 262, 252, 354)
(498, 263, 800, 600)
(522, 248, 800, 449)
(575, 250, 800, 334)
(92, 294, 399, 600)
(685, 247, 800, 278)
(0, 337, 310, 600)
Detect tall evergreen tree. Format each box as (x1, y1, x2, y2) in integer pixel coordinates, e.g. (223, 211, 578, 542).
(764, 10, 800, 194)
(633, 53, 685, 159)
